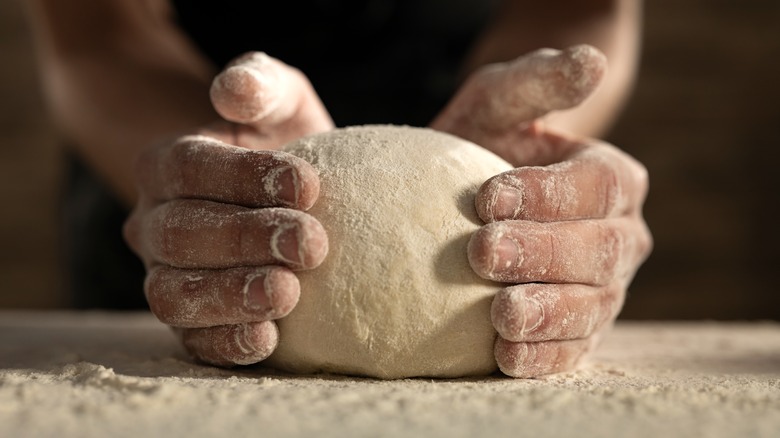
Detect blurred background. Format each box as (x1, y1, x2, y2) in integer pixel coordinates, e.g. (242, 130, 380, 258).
(1, 0, 778, 319)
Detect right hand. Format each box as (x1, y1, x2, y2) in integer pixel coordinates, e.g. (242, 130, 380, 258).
(123, 53, 333, 367)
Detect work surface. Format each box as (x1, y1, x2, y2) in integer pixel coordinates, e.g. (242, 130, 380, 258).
(1, 312, 778, 437)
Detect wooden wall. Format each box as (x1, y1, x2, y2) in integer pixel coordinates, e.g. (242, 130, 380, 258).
(612, 1, 780, 319)
(1, 0, 778, 318)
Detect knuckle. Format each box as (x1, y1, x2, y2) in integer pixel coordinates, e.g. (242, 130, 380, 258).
(598, 162, 621, 216)
(145, 267, 211, 327)
(166, 138, 204, 196)
(151, 201, 193, 265)
(154, 206, 178, 262)
(598, 225, 624, 282)
(542, 232, 558, 280)
(526, 168, 564, 221)
(231, 209, 260, 262)
(168, 136, 201, 169)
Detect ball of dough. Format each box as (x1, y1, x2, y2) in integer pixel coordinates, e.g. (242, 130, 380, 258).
(265, 125, 513, 379)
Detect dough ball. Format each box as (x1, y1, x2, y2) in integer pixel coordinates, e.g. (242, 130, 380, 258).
(264, 125, 513, 379)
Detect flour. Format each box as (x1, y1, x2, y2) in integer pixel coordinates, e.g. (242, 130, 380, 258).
(2, 313, 779, 438)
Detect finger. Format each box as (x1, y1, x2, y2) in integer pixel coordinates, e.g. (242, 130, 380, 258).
(209, 51, 333, 143)
(134, 135, 320, 209)
(141, 200, 328, 270)
(431, 45, 606, 142)
(146, 266, 299, 328)
(476, 140, 649, 223)
(211, 52, 294, 124)
(179, 321, 278, 367)
(495, 336, 597, 378)
(468, 217, 651, 285)
(491, 283, 624, 343)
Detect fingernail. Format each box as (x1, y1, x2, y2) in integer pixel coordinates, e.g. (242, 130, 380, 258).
(264, 166, 299, 207)
(271, 225, 302, 266)
(244, 274, 272, 310)
(523, 297, 544, 334)
(493, 186, 522, 220)
(494, 236, 521, 273)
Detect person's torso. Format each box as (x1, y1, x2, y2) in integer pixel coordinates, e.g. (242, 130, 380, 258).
(172, 0, 499, 126)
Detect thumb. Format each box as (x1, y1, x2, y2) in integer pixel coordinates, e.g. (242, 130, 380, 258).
(209, 52, 333, 148)
(431, 45, 606, 161)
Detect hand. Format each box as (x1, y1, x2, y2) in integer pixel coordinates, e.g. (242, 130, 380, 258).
(432, 45, 652, 377)
(124, 53, 333, 367)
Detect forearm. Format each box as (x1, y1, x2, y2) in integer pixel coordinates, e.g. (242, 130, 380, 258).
(463, 0, 642, 138)
(27, 0, 217, 205)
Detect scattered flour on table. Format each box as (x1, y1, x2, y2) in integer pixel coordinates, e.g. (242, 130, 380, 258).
(2, 314, 780, 438)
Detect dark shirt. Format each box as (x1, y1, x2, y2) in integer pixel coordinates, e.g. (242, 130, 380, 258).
(65, 0, 498, 308)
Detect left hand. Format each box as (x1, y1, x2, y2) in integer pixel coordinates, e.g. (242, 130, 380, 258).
(431, 45, 653, 377)
(124, 53, 333, 367)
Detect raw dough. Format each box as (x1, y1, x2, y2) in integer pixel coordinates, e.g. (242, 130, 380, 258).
(265, 125, 513, 378)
